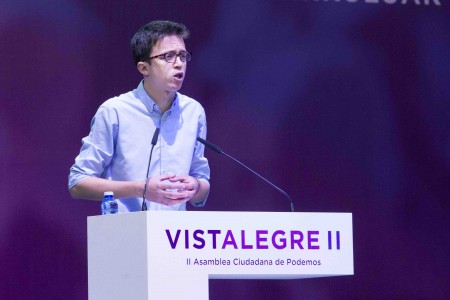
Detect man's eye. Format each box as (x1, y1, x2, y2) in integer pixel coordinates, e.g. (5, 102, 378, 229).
(165, 52, 176, 59)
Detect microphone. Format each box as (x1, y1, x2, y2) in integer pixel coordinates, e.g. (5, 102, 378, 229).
(196, 137, 295, 212)
(142, 128, 160, 211)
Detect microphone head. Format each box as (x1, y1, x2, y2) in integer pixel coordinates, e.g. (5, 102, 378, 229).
(151, 128, 160, 145)
(197, 137, 222, 154)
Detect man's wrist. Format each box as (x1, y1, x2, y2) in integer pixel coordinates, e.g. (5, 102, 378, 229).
(194, 177, 201, 195)
(137, 179, 149, 198)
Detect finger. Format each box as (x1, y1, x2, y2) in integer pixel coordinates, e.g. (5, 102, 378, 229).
(159, 196, 190, 206)
(157, 174, 177, 181)
(163, 190, 188, 200)
(168, 175, 188, 182)
(160, 181, 186, 191)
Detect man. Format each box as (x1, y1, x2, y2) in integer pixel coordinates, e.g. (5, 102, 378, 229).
(69, 20, 210, 212)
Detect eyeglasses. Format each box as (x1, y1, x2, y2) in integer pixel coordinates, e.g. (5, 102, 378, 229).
(148, 51, 192, 63)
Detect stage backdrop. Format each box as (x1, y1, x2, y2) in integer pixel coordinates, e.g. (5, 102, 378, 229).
(1, 0, 449, 299)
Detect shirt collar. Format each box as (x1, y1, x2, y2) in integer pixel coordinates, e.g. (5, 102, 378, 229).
(136, 81, 179, 115)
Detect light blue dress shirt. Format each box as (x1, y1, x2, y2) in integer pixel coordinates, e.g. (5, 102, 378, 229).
(69, 81, 210, 212)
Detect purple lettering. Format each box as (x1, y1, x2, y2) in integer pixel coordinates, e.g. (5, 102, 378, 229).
(222, 230, 238, 249)
(290, 231, 304, 249)
(308, 231, 320, 250)
(256, 230, 268, 249)
(241, 230, 253, 249)
(328, 231, 332, 250)
(327, 231, 340, 250)
(207, 230, 221, 249)
(165, 229, 181, 249)
(193, 230, 205, 249)
(185, 229, 189, 249)
(336, 231, 340, 250)
(272, 230, 286, 249)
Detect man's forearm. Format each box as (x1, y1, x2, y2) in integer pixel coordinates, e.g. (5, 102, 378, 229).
(69, 177, 143, 201)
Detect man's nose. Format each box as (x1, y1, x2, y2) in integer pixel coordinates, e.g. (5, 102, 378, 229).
(173, 56, 183, 68)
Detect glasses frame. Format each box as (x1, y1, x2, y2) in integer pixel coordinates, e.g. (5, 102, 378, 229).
(148, 51, 192, 63)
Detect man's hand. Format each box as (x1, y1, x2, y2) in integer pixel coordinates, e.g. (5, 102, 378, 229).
(169, 175, 199, 194)
(145, 174, 199, 206)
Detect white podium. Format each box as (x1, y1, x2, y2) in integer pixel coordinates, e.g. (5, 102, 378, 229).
(88, 211, 353, 300)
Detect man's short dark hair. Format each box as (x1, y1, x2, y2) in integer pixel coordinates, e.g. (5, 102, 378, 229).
(131, 20, 190, 66)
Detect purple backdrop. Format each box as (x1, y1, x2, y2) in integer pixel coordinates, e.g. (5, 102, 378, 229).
(1, 0, 449, 299)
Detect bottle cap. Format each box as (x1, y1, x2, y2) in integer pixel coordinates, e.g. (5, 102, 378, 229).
(104, 191, 114, 196)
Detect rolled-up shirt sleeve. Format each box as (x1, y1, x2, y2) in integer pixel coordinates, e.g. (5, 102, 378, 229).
(68, 106, 118, 189)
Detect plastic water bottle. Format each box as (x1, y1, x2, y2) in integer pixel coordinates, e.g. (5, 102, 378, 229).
(101, 191, 118, 215)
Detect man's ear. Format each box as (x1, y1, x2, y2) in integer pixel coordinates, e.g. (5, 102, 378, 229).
(137, 61, 150, 76)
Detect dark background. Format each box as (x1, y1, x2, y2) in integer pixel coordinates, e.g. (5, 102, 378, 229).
(1, 0, 449, 299)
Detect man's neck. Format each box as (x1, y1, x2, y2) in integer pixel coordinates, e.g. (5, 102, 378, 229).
(143, 82, 175, 114)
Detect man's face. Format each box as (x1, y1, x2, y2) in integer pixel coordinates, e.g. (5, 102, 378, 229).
(146, 35, 187, 95)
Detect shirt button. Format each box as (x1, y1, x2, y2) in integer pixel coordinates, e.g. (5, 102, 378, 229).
(162, 170, 166, 174)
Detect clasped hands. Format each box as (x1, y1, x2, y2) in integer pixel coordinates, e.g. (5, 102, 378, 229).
(144, 174, 200, 206)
